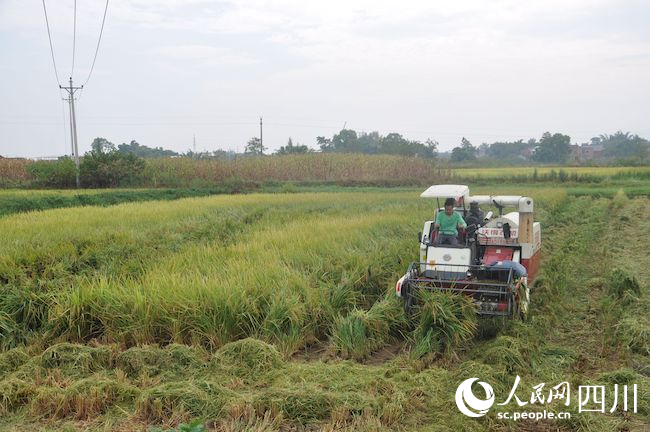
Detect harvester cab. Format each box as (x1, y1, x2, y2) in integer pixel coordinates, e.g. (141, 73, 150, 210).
(396, 184, 541, 319)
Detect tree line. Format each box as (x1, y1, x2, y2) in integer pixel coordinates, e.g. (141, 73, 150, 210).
(244, 129, 438, 158)
(100, 129, 649, 164)
(449, 131, 650, 164)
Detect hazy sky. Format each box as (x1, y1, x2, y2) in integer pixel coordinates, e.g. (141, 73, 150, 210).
(1, 0, 649, 157)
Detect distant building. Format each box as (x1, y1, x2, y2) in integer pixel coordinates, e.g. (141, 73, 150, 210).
(520, 147, 535, 160)
(570, 143, 604, 162)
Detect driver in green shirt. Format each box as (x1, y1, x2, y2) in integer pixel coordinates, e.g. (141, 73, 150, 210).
(434, 197, 467, 245)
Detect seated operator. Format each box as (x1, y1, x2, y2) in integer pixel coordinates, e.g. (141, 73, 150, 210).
(434, 197, 467, 245)
(465, 201, 485, 227)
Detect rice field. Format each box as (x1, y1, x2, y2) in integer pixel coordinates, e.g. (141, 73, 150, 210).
(0, 184, 648, 431)
(451, 165, 650, 182)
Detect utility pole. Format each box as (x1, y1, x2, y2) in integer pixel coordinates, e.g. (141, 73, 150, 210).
(259, 116, 263, 154)
(63, 96, 74, 157)
(60, 77, 83, 188)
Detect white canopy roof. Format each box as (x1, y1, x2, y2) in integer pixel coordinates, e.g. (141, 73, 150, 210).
(420, 185, 534, 212)
(420, 184, 469, 199)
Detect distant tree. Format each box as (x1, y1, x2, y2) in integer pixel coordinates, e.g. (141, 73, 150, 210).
(532, 132, 571, 163)
(276, 137, 311, 155)
(245, 137, 266, 155)
(315, 129, 438, 158)
(425, 138, 439, 158)
(316, 136, 333, 152)
(600, 131, 649, 160)
(118, 140, 178, 158)
(450, 137, 477, 162)
(487, 139, 529, 160)
(331, 129, 360, 152)
(378, 133, 410, 155)
(91, 137, 116, 154)
(377, 133, 438, 158)
(357, 131, 382, 154)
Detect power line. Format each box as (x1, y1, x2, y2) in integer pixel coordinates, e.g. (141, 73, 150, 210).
(41, 0, 61, 85)
(82, 0, 110, 86)
(71, 0, 77, 77)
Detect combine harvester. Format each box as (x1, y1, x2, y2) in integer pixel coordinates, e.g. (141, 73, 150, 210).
(396, 185, 541, 319)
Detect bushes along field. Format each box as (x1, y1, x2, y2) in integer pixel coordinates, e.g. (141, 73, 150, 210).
(2, 154, 448, 188)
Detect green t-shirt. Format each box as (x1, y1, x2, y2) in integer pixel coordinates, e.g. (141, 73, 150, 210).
(435, 210, 467, 235)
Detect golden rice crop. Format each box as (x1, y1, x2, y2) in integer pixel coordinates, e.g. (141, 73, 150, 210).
(0, 188, 568, 353)
(452, 165, 650, 181)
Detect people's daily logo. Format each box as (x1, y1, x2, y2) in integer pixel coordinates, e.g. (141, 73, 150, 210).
(455, 378, 495, 417)
(454, 376, 637, 421)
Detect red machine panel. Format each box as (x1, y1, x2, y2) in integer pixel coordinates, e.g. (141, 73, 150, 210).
(483, 246, 514, 265)
(522, 250, 541, 281)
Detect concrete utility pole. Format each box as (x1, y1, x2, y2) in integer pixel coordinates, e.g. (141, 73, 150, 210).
(260, 117, 264, 154)
(60, 77, 83, 188)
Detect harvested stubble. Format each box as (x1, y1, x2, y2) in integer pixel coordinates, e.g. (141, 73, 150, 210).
(28, 377, 139, 420)
(136, 381, 235, 424)
(210, 338, 284, 384)
(116, 344, 206, 378)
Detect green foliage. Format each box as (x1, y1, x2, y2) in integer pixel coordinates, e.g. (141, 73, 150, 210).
(532, 132, 571, 163)
(81, 138, 145, 187)
(601, 131, 649, 160)
(118, 140, 179, 158)
(245, 136, 266, 155)
(26, 157, 76, 188)
(450, 137, 477, 162)
(276, 137, 312, 155)
(486, 139, 535, 160)
(319, 128, 437, 158)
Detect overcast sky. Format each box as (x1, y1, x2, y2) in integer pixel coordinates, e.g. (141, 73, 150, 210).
(1, 0, 649, 157)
